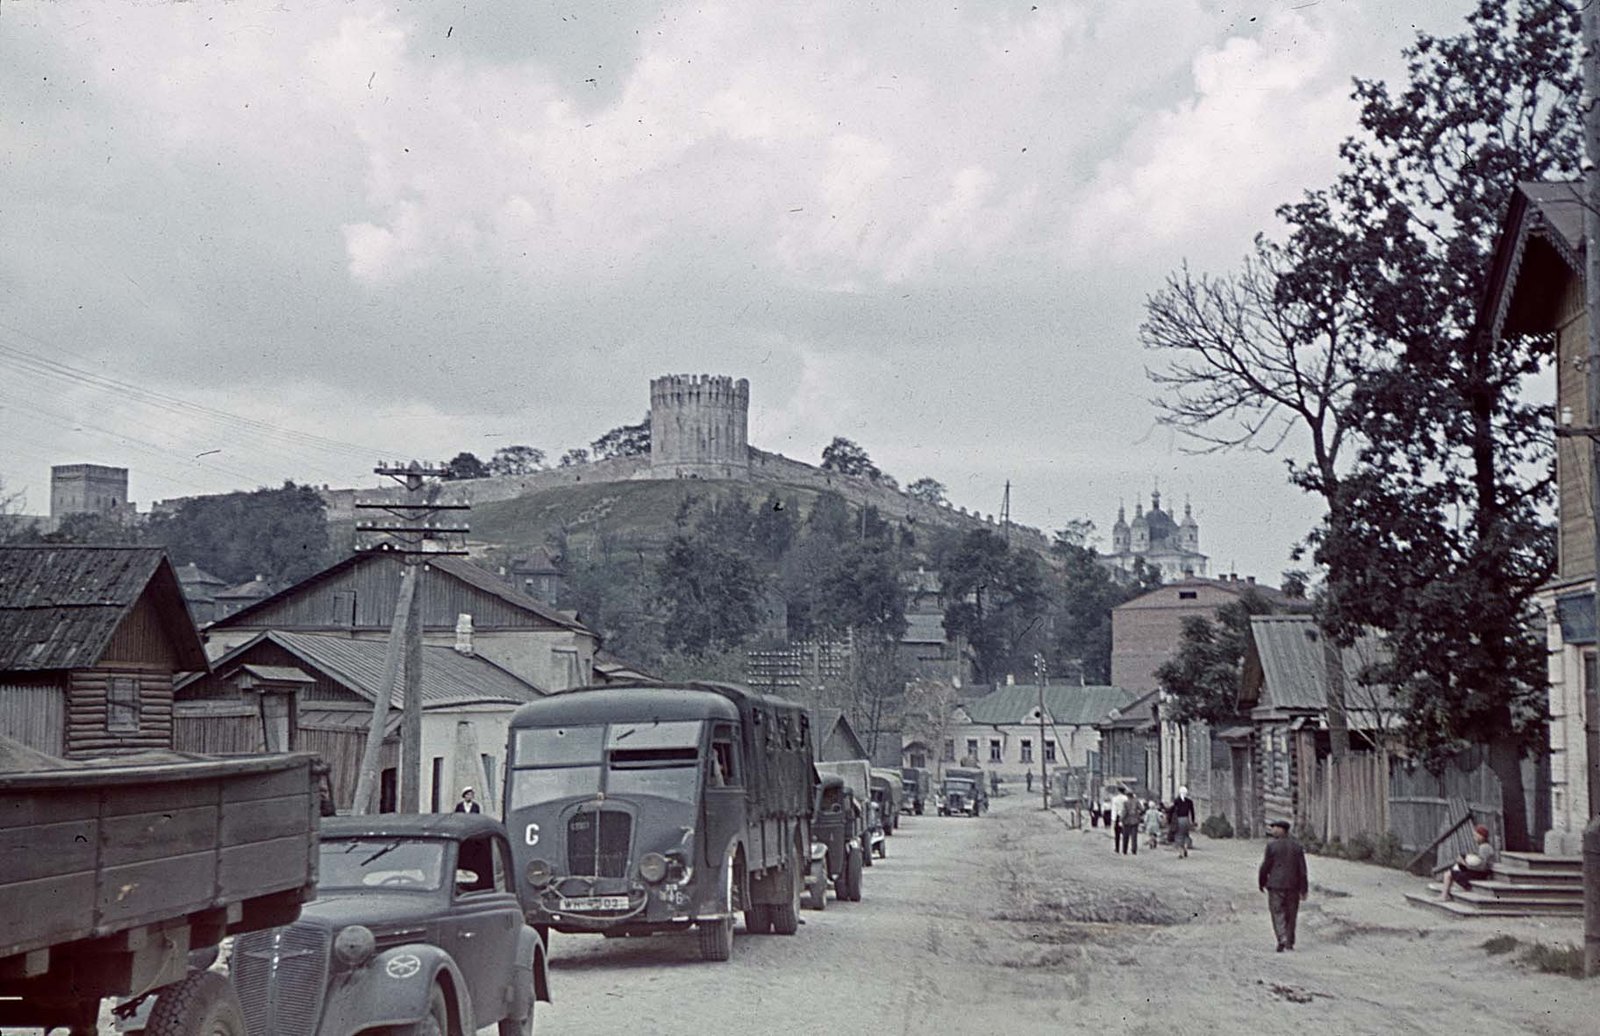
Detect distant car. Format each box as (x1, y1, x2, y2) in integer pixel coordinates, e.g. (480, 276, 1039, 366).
(230, 813, 549, 1036)
(939, 767, 988, 817)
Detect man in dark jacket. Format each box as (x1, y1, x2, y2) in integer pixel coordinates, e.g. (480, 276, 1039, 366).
(1258, 819, 1309, 951)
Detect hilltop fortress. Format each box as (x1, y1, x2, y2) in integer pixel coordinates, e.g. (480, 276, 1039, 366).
(320, 374, 1048, 550)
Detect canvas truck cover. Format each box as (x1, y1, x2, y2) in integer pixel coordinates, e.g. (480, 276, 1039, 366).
(690, 682, 814, 820)
(816, 759, 871, 806)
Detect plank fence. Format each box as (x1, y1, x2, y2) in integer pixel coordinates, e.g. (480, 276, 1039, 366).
(1301, 751, 1389, 843)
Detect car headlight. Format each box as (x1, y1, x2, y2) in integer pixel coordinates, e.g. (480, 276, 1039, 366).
(333, 925, 376, 969)
(526, 858, 554, 887)
(638, 852, 668, 883)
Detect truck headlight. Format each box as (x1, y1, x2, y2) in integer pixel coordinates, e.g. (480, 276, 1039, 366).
(333, 925, 376, 969)
(526, 858, 554, 887)
(638, 852, 668, 883)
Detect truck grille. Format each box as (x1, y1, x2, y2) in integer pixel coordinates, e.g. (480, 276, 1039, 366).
(568, 809, 631, 878)
(233, 923, 329, 1036)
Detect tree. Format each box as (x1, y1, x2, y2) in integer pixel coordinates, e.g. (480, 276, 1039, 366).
(1155, 589, 1278, 725)
(656, 500, 764, 658)
(488, 445, 545, 476)
(906, 477, 947, 506)
(591, 417, 651, 460)
(1049, 536, 1152, 684)
(939, 529, 1048, 684)
(443, 451, 489, 481)
(820, 437, 882, 481)
(902, 677, 965, 778)
(753, 491, 796, 562)
(1314, 0, 1577, 850)
(558, 448, 590, 468)
(0, 477, 31, 543)
(143, 481, 332, 587)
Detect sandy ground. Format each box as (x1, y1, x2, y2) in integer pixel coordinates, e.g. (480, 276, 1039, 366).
(535, 793, 1597, 1036)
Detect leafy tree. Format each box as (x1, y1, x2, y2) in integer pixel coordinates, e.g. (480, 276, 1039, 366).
(820, 436, 882, 481)
(488, 445, 545, 476)
(656, 501, 764, 658)
(1156, 589, 1278, 725)
(1313, 0, 1578, 849)
(558, 448, 590, 468)
(143, 481, 332, 587)
(1049, 536, 1153, 684)
(443, 451, 489, 481)
(906, 477, 947, 506)
(753, 491, 796, 562)
(0, 477, 35, 543)
(939, 529, 1047, 684)
(35, 511, 139, 546)
(591, 417, 651, 460)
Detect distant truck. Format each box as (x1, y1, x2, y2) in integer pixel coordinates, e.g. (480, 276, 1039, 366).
(869, 768, 903, 835)
(0, 744, 319, 1034)
(503, 682, 815, 962)
(939, 766, 989, 817)
(900, 767, 932, 815)
(816, 760, 881, 863)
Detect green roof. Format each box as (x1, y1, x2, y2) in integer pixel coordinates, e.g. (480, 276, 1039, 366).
(963, 684, 1136, 727)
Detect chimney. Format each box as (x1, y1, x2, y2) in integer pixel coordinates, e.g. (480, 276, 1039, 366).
(1006, 673, 1016, 686)
(1246, 576, 1255, 585)
(454, 613, 475, 656)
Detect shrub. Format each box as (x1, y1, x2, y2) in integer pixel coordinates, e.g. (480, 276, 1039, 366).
(1482, 935, 1519, 956)
(1519, 943, 1586, 979)
(1372, 831, 1407, 869)
(1345, 833, 1375, 861)
(1200, 814, 1234, 839)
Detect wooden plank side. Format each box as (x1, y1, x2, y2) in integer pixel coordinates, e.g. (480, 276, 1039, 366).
(220, 795, 311, 847)
(221, 765, 311, 804)
(0, 817, 98, 883)
(218, 835, 315, 901)
(0, 871, 98, 959)
(95, 850, 218, 933)
(98, 779, 218, 817)
(0, 682, 66, 758)
(101, 805, 219, 867)
(0, 789, 100, 830)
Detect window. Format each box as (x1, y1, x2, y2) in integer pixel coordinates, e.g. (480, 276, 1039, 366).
(1178, 590, 1198, 600)
(1020, 739, 1033, 764)
(942, 739, 955, 762)
(1044, 740, 1057, 764)
(965, 738, 978, 761)
(431, 757, 445, 812)
(988, 739, 1002, 763)
(107, 677, 140, 733)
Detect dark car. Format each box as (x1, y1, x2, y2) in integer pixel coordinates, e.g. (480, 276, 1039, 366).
(230, 813, 549, 1036)
(805, 774, 864, 907)
(939, 767, 988, 817)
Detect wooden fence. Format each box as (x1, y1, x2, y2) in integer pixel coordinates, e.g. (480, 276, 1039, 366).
(1300, 751, 1389, 842)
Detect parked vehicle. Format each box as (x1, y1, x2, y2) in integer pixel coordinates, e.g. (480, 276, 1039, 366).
(0, 744, 318, 1035)
(805, 773, 864, 908)
(816, 759, 876, 866)
(504, 682, 814, 962)
(869, 768, 903, 834)
(900, 766, 932, 815)
(231, 812, 549, 1036)
(939, 766, 988, 816)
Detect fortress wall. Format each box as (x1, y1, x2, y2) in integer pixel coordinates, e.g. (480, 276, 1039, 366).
(322, 455, 653, 513)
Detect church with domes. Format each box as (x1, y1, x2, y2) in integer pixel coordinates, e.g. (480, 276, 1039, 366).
(1107, 489, 1207, 581)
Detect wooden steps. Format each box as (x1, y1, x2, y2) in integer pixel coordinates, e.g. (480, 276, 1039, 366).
(1403, 852, 1584, 919)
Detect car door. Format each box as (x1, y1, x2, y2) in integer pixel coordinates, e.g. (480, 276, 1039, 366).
(444, 833, 522, 1026)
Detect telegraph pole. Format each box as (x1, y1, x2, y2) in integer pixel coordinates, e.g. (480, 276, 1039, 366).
(348, 460, 469, 815)
(1582, 0, 1600, 978)
(1034, 652, 1049, 810)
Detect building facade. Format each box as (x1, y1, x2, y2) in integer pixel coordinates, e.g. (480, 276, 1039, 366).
(1105, 489, 1207, 580)
(50, 463, 130, 519)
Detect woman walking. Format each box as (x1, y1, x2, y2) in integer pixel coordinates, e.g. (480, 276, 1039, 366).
(1170, 786, 1195, 858)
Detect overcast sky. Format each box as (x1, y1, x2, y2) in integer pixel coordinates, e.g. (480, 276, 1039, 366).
(1, 0, 1474, 580)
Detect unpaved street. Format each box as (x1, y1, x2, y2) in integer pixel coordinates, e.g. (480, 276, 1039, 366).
(537, 794, 1597, 1035)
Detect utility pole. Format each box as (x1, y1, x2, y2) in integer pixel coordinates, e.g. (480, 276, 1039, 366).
(1582, 0, 1600, 978)
(348, 460, 470, 815)
(1000, 480, 1012, 545)
(1034, 652, 1049, 810)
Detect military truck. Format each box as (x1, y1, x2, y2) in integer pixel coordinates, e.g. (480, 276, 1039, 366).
(900, 767, 932, 816)
(804, 773, 864, 908)
(939, 766, 988, 816)
(0, 742, 319, 1034)
(816, 759, 880, 863)
(869, 768, 903, 835)
(504, 682, 814, 962)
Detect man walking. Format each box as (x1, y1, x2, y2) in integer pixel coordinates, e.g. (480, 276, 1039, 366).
(1258, 819, 1309, 951)
(1119, 790, 1141, 855)
(1109, 786, 1129, 852)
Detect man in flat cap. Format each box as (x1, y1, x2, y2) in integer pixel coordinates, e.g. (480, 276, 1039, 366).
(1258, 819, 1309, 951)
(454, 787, 481, 814)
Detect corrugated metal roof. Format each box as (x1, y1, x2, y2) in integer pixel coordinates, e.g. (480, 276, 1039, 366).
(964, 683, 1137, 727)
(0, 546, 206, 672)
(901, 612, 947, 645)
(232, 631, 545, 708)
(1247, 615, 1391, 714)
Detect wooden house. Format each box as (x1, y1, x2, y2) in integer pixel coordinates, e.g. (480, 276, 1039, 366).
(812, 709, 870, 762)
(1094, 689, 1159, 795)
(203, 552, 599, 693)
(0, 545, 208, 758)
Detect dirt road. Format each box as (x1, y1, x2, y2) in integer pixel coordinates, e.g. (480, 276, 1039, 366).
(535, 794, 1596, 1035)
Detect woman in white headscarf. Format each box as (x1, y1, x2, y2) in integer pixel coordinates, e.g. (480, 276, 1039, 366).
(1170, 786, 1196, 858)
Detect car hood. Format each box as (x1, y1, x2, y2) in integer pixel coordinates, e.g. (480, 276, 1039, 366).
(298, 890, 443, 932)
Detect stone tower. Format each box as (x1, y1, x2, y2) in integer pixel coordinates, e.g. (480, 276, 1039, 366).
(648, 374, 751, 480)
(51, 464, 130, 518)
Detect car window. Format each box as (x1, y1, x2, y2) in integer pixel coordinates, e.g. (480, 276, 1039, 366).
(319, 839, 446, 892)
(455, 835, 497, 895)
(493, 838, 512, 892)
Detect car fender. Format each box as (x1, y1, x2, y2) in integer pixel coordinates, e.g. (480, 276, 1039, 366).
(317, 944, 473, 1036)
(509, 924, 552, 1016)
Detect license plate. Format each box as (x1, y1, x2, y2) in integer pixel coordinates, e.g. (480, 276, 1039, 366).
(558, 896, 629, 912)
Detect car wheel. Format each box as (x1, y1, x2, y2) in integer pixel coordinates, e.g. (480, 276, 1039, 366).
(144, 970, 246, 1036)
(862, 840, 873, 868)
(845, 846, 864, 903)
(498, 967, 537, 1036)
(744, 903, 772, 934)
(697, 916, 733, 962)
(392, 984, 449, 1036)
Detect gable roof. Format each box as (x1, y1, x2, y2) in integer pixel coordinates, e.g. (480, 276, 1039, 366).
(210, 630, 546, 708)
(1097, 688, 1160, 730)
(1114, 576, 1296, 612)
(209, 551, 591, 635)
(1479, 181, 1583, 342)
(963, 683, 1136, 727)
(0, 545, 208, 672)
(1241, 614, 1392, 718)
(811, 708, 869, 761)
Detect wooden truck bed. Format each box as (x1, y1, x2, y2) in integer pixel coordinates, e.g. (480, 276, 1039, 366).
(0, 752, 318, 996)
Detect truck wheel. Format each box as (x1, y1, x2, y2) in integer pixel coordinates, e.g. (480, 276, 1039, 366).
(845, 847, 864, 903)
(144, 970, 246, 1036)
(697, 916, 733, 961)
(744, 903, 772, 934)
(770, 867, 801, 935)
(498, 966, 538, 1036)
(876, 837, 888, 860)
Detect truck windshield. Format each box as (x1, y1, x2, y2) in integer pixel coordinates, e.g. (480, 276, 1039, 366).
(608, 746, 699, 801)
(513, 725, 605, 765)
(318, 838, 446, 892)
(510, 766, 601, 809)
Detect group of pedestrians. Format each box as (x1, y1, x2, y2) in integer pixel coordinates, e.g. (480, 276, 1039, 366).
(1096, 784, 1196, 856)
